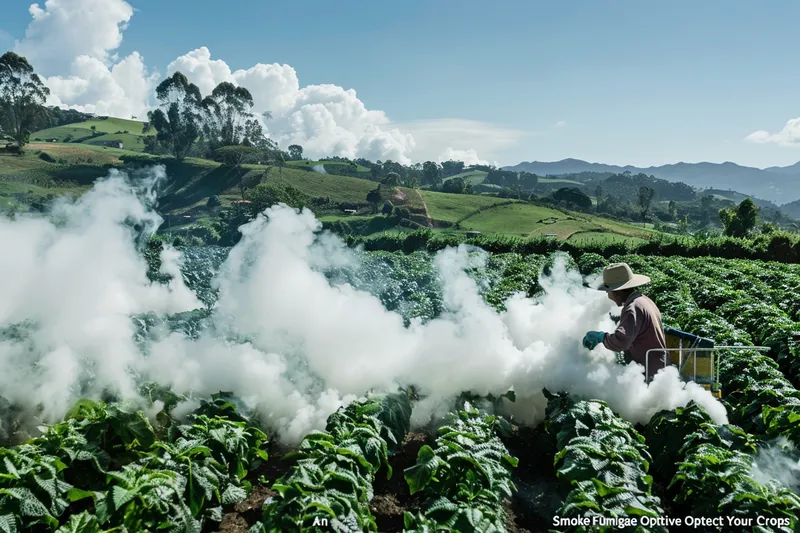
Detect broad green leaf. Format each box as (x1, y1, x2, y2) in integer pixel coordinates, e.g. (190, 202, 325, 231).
(0, 514, 17, 533)
(54, 512, 101, 533)
(221, 485, 247, 505)
(66, 488, 96, 503)
(404, 446, 442, 495)
(111, 486, 135, 511)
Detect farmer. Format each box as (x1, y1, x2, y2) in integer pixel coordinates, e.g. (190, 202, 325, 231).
(582, 263, 668, 381)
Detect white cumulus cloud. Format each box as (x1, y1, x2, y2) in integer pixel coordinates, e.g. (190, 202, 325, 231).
(14, 0, 157, 119)
(165, 47, 236, 97)
(437, 148, 491, 167)
(746, 118, 800, 147)
(402, 119, 528, 163)
(12, 3, 528, 163)
(45, 53, 158, 119)
(15, 0, 134, 74)
(167, 47, 417, 164)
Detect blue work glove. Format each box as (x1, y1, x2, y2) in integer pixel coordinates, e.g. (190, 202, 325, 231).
(582, 331, 606, 350)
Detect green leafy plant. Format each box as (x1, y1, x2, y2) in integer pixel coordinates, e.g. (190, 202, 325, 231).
(173, 413, 268, 482)
(0, 444, 72, 532)
(671, 444, 800, 527)
(402, 403, 518, 533)
(54, 511, 117, 533)
(94, 463, 199, 533)
(544, 391, 665, 529)
(256, 391, 411, 533)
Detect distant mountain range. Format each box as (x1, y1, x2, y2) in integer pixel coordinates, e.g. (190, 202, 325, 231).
(781, 198, 800, 219)
(503, 159, 800, 205)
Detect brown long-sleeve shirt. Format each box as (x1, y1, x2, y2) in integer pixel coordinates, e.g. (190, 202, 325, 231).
(603, 291, 667, 380)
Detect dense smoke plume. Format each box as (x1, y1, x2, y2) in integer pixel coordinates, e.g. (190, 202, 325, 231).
(751, 437, 800, 494)
(0, 168, 728, 445)
(0, 167, 199, 425)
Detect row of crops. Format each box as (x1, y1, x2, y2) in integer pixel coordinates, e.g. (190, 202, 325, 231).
(5, 388, 797, 532)
(0, 385, 528, 532)
(3, 246, 800, 531)
(0, 390, 270, 533)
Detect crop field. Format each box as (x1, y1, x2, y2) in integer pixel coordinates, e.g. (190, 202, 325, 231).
(2, 206, 800, 533)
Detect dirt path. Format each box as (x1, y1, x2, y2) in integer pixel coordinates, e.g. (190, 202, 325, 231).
(414, 189, 433, 227)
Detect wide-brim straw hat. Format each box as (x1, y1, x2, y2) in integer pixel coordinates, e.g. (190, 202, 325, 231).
(596, 262, 651, 291)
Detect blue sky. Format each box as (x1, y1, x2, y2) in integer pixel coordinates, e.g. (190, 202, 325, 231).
(2, 0, 800, 168)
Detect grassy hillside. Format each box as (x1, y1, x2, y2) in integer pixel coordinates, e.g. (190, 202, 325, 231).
(162, 163, 383, 214)
(420, 191, 506, 222)
(286, 159, 371, 173)
(1, 140, 656, 244)
(538, 177, 582, 185)
(442, 172, 581, 188)
(447, 200, 654, 241)
(31, 117, 152, 153)
(34, 117, 152, 138)
(444, 170, 488, 185)
(0, 142, 134, 191)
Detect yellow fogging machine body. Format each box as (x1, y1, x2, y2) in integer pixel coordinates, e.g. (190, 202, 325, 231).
(645, 327, 770, 398)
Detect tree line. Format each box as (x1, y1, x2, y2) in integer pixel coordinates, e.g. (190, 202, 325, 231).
(143, 71, 303, 165)
(0, 52, 50, 148)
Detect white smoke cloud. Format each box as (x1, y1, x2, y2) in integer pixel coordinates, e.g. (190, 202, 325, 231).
(0, 167, 200, 425)
(746, 118, 800, 147)
(751, 436, 800, 494)
(154, 215, 729, 437)
(0, 169, 728, 445)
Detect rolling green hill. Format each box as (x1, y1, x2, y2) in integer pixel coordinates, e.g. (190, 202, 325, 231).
(430, 195, 654, 241)
(34, 117, 152, 138)
(286, 159, 371, 174)
(538, 177, 582, 185)
(420, 190, 504, 222)
(0, 142, 134, 190)
(443, 171, 582, 191)
(443, 170, 488, 185)
(31, 117, 153, 153)
(1, 137, 657, 244)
